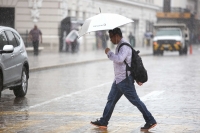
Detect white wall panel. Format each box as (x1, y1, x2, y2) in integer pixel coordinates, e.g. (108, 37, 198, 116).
(171, 0, 187, 8)
(16, 1, 28, 8)
(42, 2, 59, 8)
(16, 8, 30, 14)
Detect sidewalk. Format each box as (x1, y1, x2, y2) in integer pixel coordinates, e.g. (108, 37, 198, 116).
(27, 46, 153, 72)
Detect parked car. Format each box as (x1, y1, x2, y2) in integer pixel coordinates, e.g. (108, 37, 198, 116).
(0, 26, 29, 98)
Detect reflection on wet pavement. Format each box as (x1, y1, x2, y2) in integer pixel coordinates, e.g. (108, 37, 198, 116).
(1, 49, 200, 132)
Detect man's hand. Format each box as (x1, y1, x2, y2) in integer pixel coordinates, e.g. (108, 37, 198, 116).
(105, 48, 110, 54)
(137, 82, 143, 86)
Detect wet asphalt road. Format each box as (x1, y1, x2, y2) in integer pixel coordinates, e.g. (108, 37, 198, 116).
(0, 49, 200, 133)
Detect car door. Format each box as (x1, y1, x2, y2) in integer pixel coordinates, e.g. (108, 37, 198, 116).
(4, 30, 21, 82)
(12, 32, 24, 81)
(0, 31, 16, 84)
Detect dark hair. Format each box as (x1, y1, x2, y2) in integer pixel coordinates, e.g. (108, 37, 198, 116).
(108, 27, 122, 37)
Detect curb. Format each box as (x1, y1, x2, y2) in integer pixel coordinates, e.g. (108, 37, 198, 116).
(29, 58, 108, 72)
(26, 47, 44, 52)
(29, 53, 152, 72)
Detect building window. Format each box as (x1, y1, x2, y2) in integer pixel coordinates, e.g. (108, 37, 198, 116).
(83, 12, 86, 20)
(76, 11, 79, 18)
(146, 21, 153, 32)
(68, 10, 71, 17)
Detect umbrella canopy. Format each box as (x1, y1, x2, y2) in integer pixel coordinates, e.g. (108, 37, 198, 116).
(78, 13, 134, 37)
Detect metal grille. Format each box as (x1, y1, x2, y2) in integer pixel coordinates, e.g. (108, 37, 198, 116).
(157, 40, 176, 44)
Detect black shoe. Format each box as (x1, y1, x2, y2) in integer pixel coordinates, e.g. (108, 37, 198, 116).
(141, 122, 157, 131)
(90, 119, 107, 129)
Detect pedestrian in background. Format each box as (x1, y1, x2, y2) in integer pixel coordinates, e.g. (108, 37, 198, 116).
(65, 29, 79, 53)
(96, 31, 103, 49)
(128, 32, 135, 47)
(29, 25, 42, 55)
(144, 30, 153, 47)
(91, 27, 157, 131)
(101, 31, 109, 49)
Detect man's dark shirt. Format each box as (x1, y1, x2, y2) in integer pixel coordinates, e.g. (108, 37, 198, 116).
(29, 29, 42, 41)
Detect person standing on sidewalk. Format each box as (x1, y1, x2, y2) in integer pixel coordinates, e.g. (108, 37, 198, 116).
(144, 30, 153, 47)
(29, 25, 42, 55)
(91, 27, 157, 131)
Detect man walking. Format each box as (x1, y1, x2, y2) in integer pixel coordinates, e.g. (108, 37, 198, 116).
(29, 25, 42, 55)
(144, 30, 153, 47)
(128, 32, 135, 47)
(91, 28, 157, 131)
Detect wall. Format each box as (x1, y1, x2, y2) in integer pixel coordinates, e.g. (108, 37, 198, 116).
(15, 0, 61, 47)
(187, 0, 196, 14)
(154, 0, 163, 7)
(0, 0, 159, 51)
(196, 0, 200, 19)
(171, 0, 187, 8)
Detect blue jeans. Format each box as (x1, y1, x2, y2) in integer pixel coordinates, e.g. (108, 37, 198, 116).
(99, 76, 156, 126)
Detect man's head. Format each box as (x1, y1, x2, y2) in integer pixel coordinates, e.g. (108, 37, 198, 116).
(34, 25, 37, 30)
(108, 28, 122, 44)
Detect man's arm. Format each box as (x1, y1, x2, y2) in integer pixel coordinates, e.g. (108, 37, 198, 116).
(39, 30, 42, 43)
(40, 35, 42, 43)
(105, 45, 130, 63)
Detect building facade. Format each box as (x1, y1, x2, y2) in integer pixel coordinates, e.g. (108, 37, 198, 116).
(0, 0, 160, 51)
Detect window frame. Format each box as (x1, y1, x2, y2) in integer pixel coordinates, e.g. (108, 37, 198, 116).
(4, 30, 19, 47)
(13, 32, 20, 46)
(0, 31, 9, 50)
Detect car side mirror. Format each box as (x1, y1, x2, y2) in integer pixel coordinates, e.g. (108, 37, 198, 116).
(0, 45, 14, 54)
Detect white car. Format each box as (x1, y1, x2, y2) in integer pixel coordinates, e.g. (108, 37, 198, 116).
(153, 24, 188, 55)
(0, 26, 29, 97)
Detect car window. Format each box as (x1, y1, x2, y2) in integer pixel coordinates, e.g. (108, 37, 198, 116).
(13, 33, 20, 46)
(5, 30, 18, 47)
(156, 29, 181, 36)
(0, 32, 8, 50)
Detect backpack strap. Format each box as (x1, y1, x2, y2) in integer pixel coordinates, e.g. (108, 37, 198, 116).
(118, 43, 132, 52)
(118, 43, 133, 78)
(118, 43, 140, 79)
(118, 43, 133, 67)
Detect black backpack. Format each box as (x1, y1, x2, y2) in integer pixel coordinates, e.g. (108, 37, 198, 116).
(118, 43, 148, 83)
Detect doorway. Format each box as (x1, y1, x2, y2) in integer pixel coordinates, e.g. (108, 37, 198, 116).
(0, 7, 15, 28)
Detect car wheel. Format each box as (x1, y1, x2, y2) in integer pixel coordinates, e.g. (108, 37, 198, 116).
(13, 67, 28, 97)
(179, 50, 183, 55)
(184, 46, 188, 55)
(153, 50, 156, 55)
(153, 50, 159, 55)
(0, 72, 3, 98)
(160, 50, 164, 56)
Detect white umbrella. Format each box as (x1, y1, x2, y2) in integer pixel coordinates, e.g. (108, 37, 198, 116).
(78, 13, 134, 37)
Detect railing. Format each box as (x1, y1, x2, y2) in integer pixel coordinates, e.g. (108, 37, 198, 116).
(19, 30, 32, 47)
(158, 7, 191, 13)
